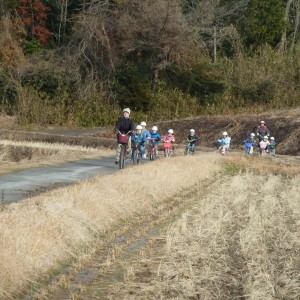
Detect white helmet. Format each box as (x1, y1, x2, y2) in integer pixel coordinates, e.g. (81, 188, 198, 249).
(190, 129, 195, 133)
(263, 135, 268, 139)
(152, 126, 158, 131)
(140, 121, 146, 126)
(260, 120, 265, 124)
(222, 131, 228, 136)
(123, 108, 131, 114)
(270, 137, 275, 140)
(136, 125, 142, 130)
(168, 129, 174, 134)
(250, 133, 255, 137)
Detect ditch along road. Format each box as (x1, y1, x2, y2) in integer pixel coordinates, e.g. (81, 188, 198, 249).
(0, 128, 133, 203)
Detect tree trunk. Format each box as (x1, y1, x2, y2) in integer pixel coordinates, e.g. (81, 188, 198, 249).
(152, 68, 159, 92)
(279, 0, 294, 51)
(291, 0, 300, 51)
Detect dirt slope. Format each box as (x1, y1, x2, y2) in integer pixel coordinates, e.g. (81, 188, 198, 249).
(154, 108, 300, 155)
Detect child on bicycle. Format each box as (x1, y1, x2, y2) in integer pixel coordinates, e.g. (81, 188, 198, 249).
(218, 131, 231, 155)
(140, 121, 151, 159)
(267, 137, 277, 156)
(243, 133, 256, 155)
(149, 126, 162, 156)
(162, 129, 175, 156)
(259, 135, 270, 156)
(131, 125, 147, 159)
(185, 129, 199, 154)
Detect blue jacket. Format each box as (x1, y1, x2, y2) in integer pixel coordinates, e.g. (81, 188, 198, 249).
(243, 137, 256, 148)
(186, 134, 199, 144)
(131, 133, 147, 146)
(142, 129, 151, 139)
(218, 137, 231, 147)
(149, 132, 162, 145)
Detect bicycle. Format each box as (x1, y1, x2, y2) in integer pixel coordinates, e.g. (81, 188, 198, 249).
(148, 138, 157, 161)
(244, 142, 254, 155)
(162, 140, 173, 158)
(184, 141, 196, 155)
(131, 142, 141, 165)
(117, 130, 131, 169)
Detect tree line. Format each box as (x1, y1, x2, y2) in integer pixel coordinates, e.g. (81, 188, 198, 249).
(0, 0, 299, 127)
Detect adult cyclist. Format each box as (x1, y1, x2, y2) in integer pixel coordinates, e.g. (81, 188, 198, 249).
(115, 108, 134, 164)
(255, 120, 270, 142)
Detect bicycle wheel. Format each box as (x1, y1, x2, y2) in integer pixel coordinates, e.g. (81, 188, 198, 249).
(119, 145, 126, 169)
(149, 147, 155, 160)
(132, 149, 138, 165)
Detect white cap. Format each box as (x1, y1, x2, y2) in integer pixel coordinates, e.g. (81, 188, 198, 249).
(263, 135, 268, 139)
(123, 108, 131, 114)
(270, 137, 275, 140)
(140, 121, 146, 126)
(250, 133, 255, 136)
(260, 120, 265, 124)
(168, 129, 174, 134)
(222, 131, 228, 136)
(152, 126, 158, 131)
(190, 129, 195, 133)
(136, 125, 142, 130)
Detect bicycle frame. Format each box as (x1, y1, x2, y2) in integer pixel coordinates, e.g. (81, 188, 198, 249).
(184, 142, 195, 155)
(132, 143, 141, 165)
(117, 130, 131, 169)
(148, 139, 156, 160)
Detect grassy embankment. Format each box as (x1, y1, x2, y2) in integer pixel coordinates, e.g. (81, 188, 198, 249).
(0, 153, 221, 298)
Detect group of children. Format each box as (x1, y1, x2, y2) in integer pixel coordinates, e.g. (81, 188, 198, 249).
(130, 120, 277, 159)
(243, 133, 277, 156)
(131, 122, 199, 159)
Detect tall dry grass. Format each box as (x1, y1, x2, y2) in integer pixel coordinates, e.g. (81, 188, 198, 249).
(112, 172, 300, 299)
(0, 153, 221, 298)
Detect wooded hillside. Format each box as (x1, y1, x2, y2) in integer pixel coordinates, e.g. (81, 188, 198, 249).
(0, 0, 299, 127)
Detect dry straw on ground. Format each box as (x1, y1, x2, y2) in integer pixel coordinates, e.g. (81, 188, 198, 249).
(111, 171, 300, 299)
(0, 153, 221, 298)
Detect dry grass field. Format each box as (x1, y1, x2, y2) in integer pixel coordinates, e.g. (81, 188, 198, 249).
(110, 169, 300, 299)
(0, 153, 221, 298)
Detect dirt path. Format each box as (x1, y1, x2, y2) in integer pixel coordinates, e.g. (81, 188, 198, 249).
(20, 175, 220, 300)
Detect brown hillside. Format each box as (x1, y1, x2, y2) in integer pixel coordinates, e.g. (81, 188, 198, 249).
(153, 109, 300, 156)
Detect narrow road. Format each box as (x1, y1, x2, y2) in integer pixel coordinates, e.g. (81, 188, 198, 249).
(0, 156, 133, 204)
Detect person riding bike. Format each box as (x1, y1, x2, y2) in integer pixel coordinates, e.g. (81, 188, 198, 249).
(243, 133, 256, 155)
(267, 137, 277, 156)
(185, 129, 199, 154)
(149, 126, 162, 156)
(256, 120, 270, 142)
(115, 108, 134, 164)
(131, 125, 147, 160)
(218, 131, 231, 155)
(259, 135, 270, 155)
(162, 129, 175, 156)
(140, 121, 151, 159)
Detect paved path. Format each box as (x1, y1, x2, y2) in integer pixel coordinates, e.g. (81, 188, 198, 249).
(0, 156, 133, 204)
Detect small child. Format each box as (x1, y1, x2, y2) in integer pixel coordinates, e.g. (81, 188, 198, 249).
(185, 129, 199, 154)
(162, 129, 175, 156)
(218, 131, 231, 155)
(140, 121, 151, 159)
(259, 135, 270, 156)
(149, 126, 162, 156)
(267, 137, 277, 156)
(131, 125, 147, 159)
(243, 133, 256, 155)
